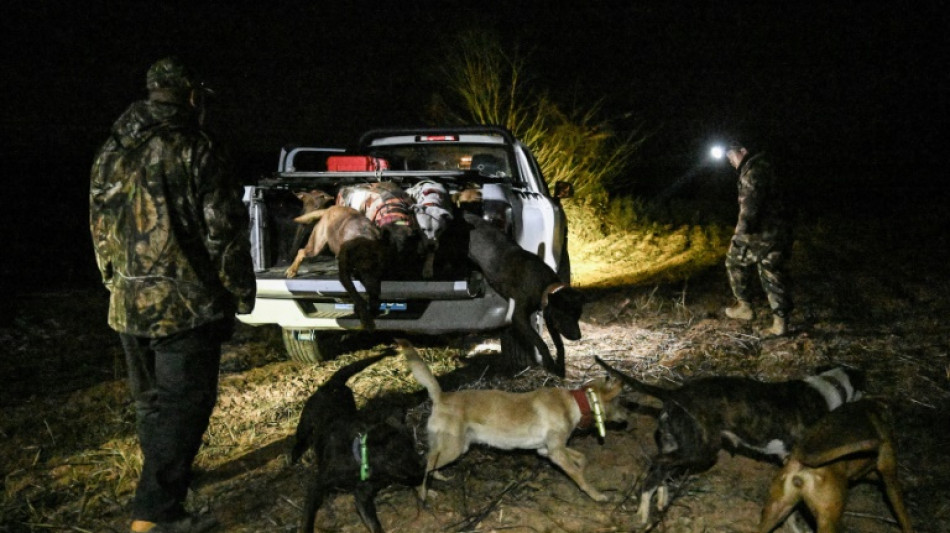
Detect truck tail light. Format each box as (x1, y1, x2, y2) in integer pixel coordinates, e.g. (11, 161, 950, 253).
(416, 135, 459, 142)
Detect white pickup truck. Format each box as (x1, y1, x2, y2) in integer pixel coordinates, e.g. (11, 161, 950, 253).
(238, 126, 572, 365)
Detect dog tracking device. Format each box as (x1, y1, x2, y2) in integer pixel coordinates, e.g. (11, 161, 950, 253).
(585, 388, 607, 440)
(353, 433, 371, 481)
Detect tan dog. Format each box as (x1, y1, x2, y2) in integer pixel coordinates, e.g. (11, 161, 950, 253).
(296, 189, 334, 213)
(286, 205, 386, 330)
(759, 400, 913, 533)
(398, 339, 623, 502)
(452, 187, 482, 208)
(290, 189, 335, 253)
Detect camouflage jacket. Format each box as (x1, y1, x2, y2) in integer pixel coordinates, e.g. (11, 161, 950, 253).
(734, 151, 790, 246)
(90, 99, 255, 337)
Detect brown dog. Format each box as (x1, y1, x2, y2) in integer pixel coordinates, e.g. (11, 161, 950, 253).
(296, 189, 335, 213)
(596, 357, 865, 525)
(286, 205, 386, 331)
(398, 339, 624, 502)
(290, 189, 336, 252)
(758, 400, 913, 533)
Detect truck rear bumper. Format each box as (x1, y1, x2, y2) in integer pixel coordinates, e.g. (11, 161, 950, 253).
(237, 278, 514, 333)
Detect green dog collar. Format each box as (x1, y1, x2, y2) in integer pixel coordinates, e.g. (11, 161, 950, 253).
(352, 433, 371, 481)
(585, 388, 607, 439)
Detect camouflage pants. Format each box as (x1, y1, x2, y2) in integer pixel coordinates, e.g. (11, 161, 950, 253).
(725, 236, 791, 317)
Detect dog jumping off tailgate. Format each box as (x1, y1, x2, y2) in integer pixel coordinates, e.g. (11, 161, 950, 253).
(286, 205, 387, 331)
(595, 357, 864, 524)
(758, 399, 913, 533)
(291, 352, 424, 533)
(399, 338, 623, 502)
(464, 212, 584, 377)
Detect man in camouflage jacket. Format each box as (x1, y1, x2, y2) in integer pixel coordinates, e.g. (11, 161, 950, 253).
(723, 142, 792, 336)
(90, 57, 254, 533)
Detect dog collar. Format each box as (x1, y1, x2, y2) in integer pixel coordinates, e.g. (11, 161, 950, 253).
(570, 387, 605, 439)
(541, 282, 568, 309)
(571, 388, 593, 429)
(585, 388, 607, 439)
(351, 433, 371, 481)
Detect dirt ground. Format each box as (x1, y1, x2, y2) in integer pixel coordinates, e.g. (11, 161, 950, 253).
(2, 192, 949, 532)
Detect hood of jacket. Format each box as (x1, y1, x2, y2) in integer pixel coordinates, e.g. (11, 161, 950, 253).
(110, 99, 197, 150)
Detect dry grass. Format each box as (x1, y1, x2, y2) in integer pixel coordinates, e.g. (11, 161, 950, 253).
(565, 202, 731, 289)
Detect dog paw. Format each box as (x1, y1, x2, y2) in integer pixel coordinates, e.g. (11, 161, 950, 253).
(431, 471, 454, 481)
(421, 488, 441, 501)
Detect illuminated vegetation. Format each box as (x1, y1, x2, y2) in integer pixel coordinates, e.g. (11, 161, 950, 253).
(428, 31, 730, 287)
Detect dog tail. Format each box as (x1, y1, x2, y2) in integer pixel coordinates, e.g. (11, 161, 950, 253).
(293, 207, 330, 225)
(594, 356, 676, 400)
(322, 350, 394, 389)
(396, 338, 442, 402)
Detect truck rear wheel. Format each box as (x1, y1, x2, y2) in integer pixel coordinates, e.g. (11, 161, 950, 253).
(281, 329, 340, 364)
(499, 312, 544, 373)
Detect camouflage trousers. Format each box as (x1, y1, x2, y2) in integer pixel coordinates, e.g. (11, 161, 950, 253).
(725, 236, 792, 317)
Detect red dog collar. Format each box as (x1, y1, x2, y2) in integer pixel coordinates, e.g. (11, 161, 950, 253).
(571, 388, 593, 429)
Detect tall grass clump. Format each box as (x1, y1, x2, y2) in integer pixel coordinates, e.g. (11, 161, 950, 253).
(428, 31, 729, 286)
(427, 31, 642, 214)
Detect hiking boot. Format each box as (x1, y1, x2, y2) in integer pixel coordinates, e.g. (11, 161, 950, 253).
(130, 513, 218, 533)
(765, 315, 789, 337)
(724, 300, 754, 321)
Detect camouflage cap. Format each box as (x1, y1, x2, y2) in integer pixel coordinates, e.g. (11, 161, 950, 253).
(146, 57, 196, 90)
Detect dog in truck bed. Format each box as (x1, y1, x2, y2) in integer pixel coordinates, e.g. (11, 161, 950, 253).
(337, 182, 423, 279)
(289, 189, 335, 252)
(286, 205, 387, 331)
(407, 180, 454, 279)
(595, 357, 865, 525)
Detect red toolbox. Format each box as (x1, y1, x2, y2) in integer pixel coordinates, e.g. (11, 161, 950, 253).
(326, 155, 390, 171)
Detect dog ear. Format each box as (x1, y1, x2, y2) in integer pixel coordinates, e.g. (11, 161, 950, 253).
(602, 376, 624, 400)
(385, 414, 408, 430)
(564, 286, 587, 306)
(541, 282, 568, 310)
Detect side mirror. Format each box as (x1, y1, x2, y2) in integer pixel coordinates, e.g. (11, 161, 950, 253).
(553, 181, 574, 199)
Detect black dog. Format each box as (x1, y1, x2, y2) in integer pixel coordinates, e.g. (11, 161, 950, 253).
(291, 353, 424, 533)
(464, 212, 583, 377)
(595, 357, 864, 525)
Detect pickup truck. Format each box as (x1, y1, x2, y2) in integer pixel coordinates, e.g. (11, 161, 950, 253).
(238, 126, 572, 366)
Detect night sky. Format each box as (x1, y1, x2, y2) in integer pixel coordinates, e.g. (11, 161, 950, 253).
(2, 2, 947, 292)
